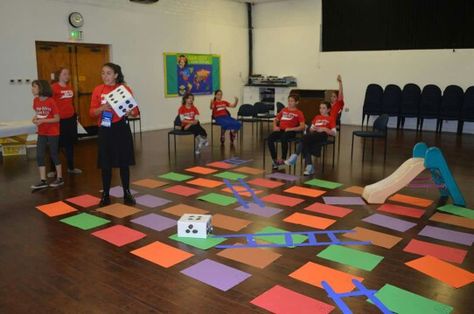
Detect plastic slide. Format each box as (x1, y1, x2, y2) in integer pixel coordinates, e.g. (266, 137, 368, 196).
(362, 142, 466, 206)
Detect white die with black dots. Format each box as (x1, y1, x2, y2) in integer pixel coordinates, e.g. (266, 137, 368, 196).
(177, 214, 212, 239)
(105, 85, 138, 118)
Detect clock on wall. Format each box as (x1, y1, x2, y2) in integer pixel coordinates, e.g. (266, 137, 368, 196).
(68, 12, 84, 28)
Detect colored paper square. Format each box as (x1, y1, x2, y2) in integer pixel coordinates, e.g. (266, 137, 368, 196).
(405, 255, 474, 288)
(97, 203, 142, 218)
(60, 213, 110, 230)
(283, 212, 336, 230)
(261, 193, 305, 207)
(317, 245, 384, 271)
(284, 186, 326, 198)
(323, 196, 366, 205)
(251, 285, 335, 314)
(163, 185, 202, 197)
(131, 213, 177, 232)
(419, 225, 474, 246)
(362, 213, 417, 232)
(429, 212, 474, 230)
(213, 171, 248, 181)
(130, 241, 193, 268)
(289, 261, 364, 293)
(92, 225, 146, 247)
(135, 194, 172, 208)
(403, 239, 467, 264)
(233, 166, 265, 175)
(198, 193, 237, 206)
(169, 234, 226, 250)
(65, 194, 100, 208)
(206, 161, 235, 169)
(187, 178, 224, 188)
(437, 204, 474, 219)
(162, 204, 209, 217)
(159, 172, 193, 182)
(132, 179, 168, 189)
(185, 166, 218, 175)
(377, 203, 425, 218)
(221, 185, 263, 197)
(304, 202, 353, 218)
(343, 227, 402, 249)
(343, 186, 364, 195)
(247, 178, 284, 189)
(212, 213, 252, 231)
(180, 259, 251, 291)
(217, 244, 282, 269)
(388, 193, 433, 208)
(36, 201, 77, 217)
(255, 226, 307, 247)
(234, 203, 283, 218)
(108, 186, 138, 198)
(304, 178, 343, 190)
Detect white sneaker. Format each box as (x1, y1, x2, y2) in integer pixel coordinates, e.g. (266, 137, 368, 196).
(47, 171, 56, 178)
(285, 154, 298, 166)
(304, 164, 315, 176)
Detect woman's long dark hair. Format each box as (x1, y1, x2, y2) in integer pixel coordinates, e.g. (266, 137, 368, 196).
(213, 89, 222, 101)
(103, 62, 125, 84)
(182, 92, 194, 105)
(32, 80, 53, 97)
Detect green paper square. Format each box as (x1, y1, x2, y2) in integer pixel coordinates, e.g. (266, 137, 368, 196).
(159, 172, 193, 182)
(255, 226, 307, 248)
(198, 193, 237, 206)
(372, 284, 453, 314)
(317, 245, 383, 271)
(304, 178, 343, 189)
(60, 213, 110, 230)
(213, 171, 248, 181)
(437, 204, 474, 220)
(169, 234, 226, 250)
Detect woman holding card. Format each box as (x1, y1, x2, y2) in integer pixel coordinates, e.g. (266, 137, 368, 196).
(90, 63, 139, 206)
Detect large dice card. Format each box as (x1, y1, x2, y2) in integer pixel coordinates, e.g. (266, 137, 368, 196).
(105, 85, 138, 117)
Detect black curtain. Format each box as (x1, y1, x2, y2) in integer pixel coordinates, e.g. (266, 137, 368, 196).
(322, 0, 474, 51)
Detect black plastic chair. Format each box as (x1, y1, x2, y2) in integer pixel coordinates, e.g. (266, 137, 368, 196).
(237, 104, 259, 136)
(362, 84, 383, 127)
(381, 84, 402, 120)
(458, 86, 474, 134)
(254, 102, 276, 133)
(418, 85, 441, 132)
(351, 114, 389, 162)
(167, 115, 196, 156)
(437, 85, 464, 133)
(398, 83, 421, 129)
(276, 102, 285, 113)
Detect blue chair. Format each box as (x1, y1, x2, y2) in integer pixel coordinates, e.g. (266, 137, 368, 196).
(362, 84, 384, 127)
(398, 83, 421, 129)
(351, 114, 389, 162)
(167, 115, 196, 156)
(458, 86, 474, 134)
(381, 84, 402, 120)
(437, 85, 464, 133)
(418, 85, 442, 132)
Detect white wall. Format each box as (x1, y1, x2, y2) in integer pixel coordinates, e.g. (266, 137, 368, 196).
(0, 0, 248, 131)
(252, 0, 474, 133)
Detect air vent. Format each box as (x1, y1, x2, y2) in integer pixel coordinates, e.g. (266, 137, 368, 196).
(130, 0, 159, 4)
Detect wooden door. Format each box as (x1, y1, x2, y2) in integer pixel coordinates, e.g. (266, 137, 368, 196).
(35, 42, 73, 84)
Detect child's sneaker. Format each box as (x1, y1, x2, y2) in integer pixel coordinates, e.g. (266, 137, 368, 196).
(31, 180, 48, 190)
(272, 159, 284, 170)
(285, 154, 298, 166)
(49, 178, 64, 187)
(67, 168, 82, 174)
(303, 164, 315, 176)
(47, 171, 56, 178)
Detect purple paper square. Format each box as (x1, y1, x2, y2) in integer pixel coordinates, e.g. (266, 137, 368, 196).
(109, 186, 138, 198)
(180, 259, 251, 291)
(323, 196, 366, 205)
(419, 225, 474, 246)
(234, 202, 283, 218)
(135, 195, 172, 208)
(362, 213, 417, 232)
(265, 172, 299, 182)
(131, 213, 177, 232)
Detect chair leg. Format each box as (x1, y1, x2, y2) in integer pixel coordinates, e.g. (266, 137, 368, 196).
(322, 145, 326, 173)
(438, 120, 443, 133)
(211, 123, 213, 143)
(332, 141, 335, 168)
(139, 118, 142, 139)
(362, 138, 366, 162)
(168, 133, 171, 158)
(361, 114, 365, 128)
(366, 115, 370, 128)
(457, 121, 463, 135)
(384, 137, 387, 162)
(420, 118, 424, 132)
(263, 138, 266, 168)
(174, 134, 177, 154)
(351, 133, 355, 160)
(371, 137, 375, 160)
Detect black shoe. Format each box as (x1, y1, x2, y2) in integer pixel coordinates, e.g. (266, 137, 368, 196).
(31, 180, 48, 190)
(123, 190, 136, 205)
(49, 178, 64, 188)
(99, 193, 111, 207)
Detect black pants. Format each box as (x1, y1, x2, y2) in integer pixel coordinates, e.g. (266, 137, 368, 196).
(37, 135, 60, 167)
(101, 167, 130, 195)
(185, 123, 207, 138)
(50, 116, 77, 171)
(267, 130, 297, 160)
(299, 132, 328, 165)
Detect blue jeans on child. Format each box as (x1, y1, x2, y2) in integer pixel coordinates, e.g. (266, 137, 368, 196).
(214, 116, 241, 131)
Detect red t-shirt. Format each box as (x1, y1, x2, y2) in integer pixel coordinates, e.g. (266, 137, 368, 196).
(212, 100, 230, 118)
(276, 107, 305, 130)
(179, 105, 200, 126)
(330, 100, 344, 120)
(311, 115, 336, 130)
(89, 84, 138, 126)
(33, 97, 60, 136)
(51, 82, 75, 119)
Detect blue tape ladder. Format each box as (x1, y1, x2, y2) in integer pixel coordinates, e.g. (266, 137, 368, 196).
(212, 230, 371, 249)
(321, 279, 392, 314)
(223, 157, 252, 165)
(223, 178, 265, 209)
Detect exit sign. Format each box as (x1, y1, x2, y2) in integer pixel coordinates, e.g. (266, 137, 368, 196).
(69, 30, 83, 41)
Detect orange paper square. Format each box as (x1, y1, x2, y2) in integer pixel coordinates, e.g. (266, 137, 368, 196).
(185, 166, 218, 175)
(130, 241, 193, 268)
(233, 166, 265, 175)
(187, 178, 224, 188)
(162, 204, 209, 217)
(36, 201, 77, 217)
(284, 186, 326, 198)
(388, 193, 433, 207)
(284, 212, 336, 230)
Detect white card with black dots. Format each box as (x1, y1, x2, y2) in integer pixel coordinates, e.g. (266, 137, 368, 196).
(177, 214, 212, 239)
(105, 85, 138, 118)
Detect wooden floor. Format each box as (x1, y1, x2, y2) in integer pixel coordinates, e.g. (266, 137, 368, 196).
(0, 123, 473, 313)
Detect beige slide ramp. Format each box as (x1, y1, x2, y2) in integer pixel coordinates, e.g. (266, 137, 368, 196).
(362, 158, 426, 204)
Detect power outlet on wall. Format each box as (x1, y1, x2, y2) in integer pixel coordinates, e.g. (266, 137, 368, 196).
(345, 108, 349, 112)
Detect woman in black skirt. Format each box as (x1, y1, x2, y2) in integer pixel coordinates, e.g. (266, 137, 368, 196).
(89, 63, 138, 206)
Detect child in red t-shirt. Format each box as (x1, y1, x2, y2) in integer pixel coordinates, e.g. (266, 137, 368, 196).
(31, 80, 63, 189)
(285, 75, 345, 175)
(210, 90, 241, 144)
(179, 93, 208, 154)
(267, 94, 305, 169)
